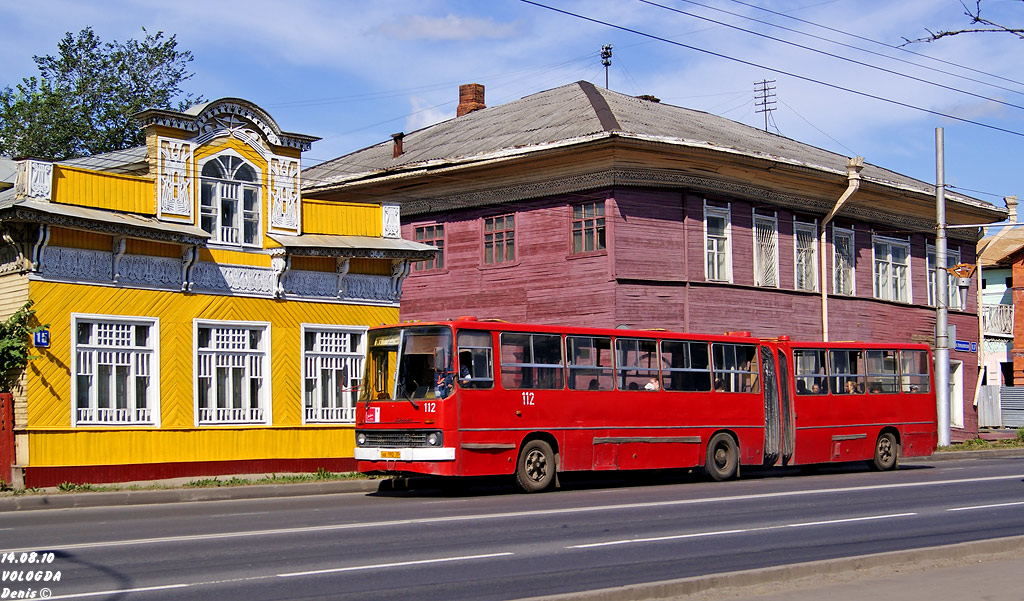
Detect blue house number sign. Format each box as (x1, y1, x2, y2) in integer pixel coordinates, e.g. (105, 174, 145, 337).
(33, 329, 50, 349)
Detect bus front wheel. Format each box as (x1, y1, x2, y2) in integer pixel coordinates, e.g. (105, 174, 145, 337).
(704, 433, 739, 481)
(516, 439, 555, 493)
(869, 432, 900, 471)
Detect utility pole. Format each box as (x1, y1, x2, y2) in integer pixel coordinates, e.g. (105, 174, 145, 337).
(754, 79, 776, 132)
(935, 127, 951, 447)
(601, 45, 613, 89)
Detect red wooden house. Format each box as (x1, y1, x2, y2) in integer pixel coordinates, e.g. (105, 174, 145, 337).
(304, 81, 1006, 440)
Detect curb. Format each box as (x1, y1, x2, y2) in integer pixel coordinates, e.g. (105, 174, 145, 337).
(905, 448, 1024, 462)
(512, 535, 1024, 601)
(0, 478, 381, 511)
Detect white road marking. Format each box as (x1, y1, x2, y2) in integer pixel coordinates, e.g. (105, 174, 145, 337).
(8, 474, 1022, 555)
(947, 501, 1024, 512)
(569, 513, 917, 549)
(278, 552, 515, 577)
(45, 552, 514, 599)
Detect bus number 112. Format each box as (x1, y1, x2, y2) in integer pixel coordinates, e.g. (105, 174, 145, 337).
(522, 392, 535, 406)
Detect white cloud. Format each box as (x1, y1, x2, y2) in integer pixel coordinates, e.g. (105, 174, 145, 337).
(375, 14, 520, 41)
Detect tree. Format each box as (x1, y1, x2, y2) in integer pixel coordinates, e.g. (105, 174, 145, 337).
(0, 27, 201, 161)
(903, 0, 1024, 44)
(0, 301, 46, 393)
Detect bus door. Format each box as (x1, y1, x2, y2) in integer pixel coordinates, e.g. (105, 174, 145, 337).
(790, 348, 833, 464)
(760, 345, 782, 466)
(776, 349, 795, 466)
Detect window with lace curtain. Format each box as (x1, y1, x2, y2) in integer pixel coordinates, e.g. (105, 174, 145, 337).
(833, 226, 856, 296)
(794, 221, 818, 292)
(199, 154, 261, 247)
(753, 213, 778, 287)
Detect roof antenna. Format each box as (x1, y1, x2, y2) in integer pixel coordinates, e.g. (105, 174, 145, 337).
(600, 44, 613, 89)
(755, 79, 777, 132)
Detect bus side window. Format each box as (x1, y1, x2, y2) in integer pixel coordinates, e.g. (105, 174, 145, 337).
(457, 331, 494, 389)
(793, 349, 827, 394)
(866, 349, 898, 393)
(900, 349, 931, 393)
(615, 338, 660, 391)
(567, 336, 614, 390)
(712, 343, 759, 392)
(661, 340, 711, 391)
(830, 349, 865, 394)
(500, 332, 564, 390)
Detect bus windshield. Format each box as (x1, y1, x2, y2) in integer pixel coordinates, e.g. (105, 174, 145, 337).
(360, 326, 454, 402)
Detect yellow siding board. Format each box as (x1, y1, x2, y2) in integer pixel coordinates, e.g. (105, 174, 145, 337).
(49, 228, 112, 251)
(27, 428, 354, 466)
(23, 280, 394, 465)
(302, 200, 382, 236)
(53, 166, 154, 215)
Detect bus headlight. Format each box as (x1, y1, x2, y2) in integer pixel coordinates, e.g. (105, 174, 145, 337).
(356, 432, 367, 446)
(427, 431, 442, 446)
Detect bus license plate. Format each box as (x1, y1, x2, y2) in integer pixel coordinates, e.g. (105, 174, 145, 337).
(381, 450, 401, 459)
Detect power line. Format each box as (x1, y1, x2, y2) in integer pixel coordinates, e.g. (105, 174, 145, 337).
(637, 0, 1024, 113)
(725, 0, 1024, 90)
(518, 0, 1024, 139)
(673, 0, 1024, 99)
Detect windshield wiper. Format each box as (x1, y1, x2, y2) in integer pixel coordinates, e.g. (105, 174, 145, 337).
(402, 380, 420, 410)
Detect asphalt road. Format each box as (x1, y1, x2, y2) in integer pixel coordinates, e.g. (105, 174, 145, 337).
(2, 456, 1023, 600)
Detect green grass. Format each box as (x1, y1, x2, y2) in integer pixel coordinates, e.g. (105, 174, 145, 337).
(937, 429, 1024, 452)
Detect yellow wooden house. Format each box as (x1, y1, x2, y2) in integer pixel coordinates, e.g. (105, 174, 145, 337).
(0, 98, 433, 487)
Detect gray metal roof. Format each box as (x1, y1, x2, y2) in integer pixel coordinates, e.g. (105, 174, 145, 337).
(302, 81, 991, 211)
(0, 197, 209, 244)
(270, 233, 436, 259)
(60, 146, 148, 174)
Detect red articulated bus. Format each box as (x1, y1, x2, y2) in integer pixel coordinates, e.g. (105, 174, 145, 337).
(354, 318, 937, 492)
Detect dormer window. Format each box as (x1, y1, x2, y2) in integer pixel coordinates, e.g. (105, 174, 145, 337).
(200, 154, 261, 246)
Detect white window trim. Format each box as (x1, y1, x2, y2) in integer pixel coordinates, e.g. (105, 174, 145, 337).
(197, 149, 264, 249)
(752, 210, 779, 288)
(301, 324, 367, 424)
(703, 200, 732, 283)
(927, 242, 962, 310)
(833, 224, 856, 296)
(71, 313, 160, 428)
(794, 219, 819, 292)
(193, 319, 272, 426)
(872, 234, 912, 303)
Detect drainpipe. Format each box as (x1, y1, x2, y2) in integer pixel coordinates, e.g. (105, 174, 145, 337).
(820, 157, 864, 342)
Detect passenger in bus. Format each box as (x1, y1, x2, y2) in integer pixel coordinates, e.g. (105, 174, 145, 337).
(868, 382, 884, 394)
(588, 379, 600, 390)
(811, 383, 822, 394)
(844, 380, 861, 394)
(714, 378, 725, 392)
(644, 377, 660, 391)
(796, 381, 808, 395)
(627, 382, 640, 390)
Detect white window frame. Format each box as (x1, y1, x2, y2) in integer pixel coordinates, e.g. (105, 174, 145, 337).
(194, 319, 271, 426)
(302, 324, 367, 424)
(794, 220, 819, 292)
(752, 211, 779, 288)
(872, 234, 912, 303)
(71, 314, 159, 427)
(198, 150, 263, 248)
(927, 243, 962, 310)
(704, 201, 732, 283)
(833, 225, 856, 296)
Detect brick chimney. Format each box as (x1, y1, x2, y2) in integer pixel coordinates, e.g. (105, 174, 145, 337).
(391, 132, 404, 158)
(457, 83, 486, 117)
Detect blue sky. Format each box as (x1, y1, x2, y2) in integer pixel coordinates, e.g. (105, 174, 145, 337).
(3, 0, 1023, 214)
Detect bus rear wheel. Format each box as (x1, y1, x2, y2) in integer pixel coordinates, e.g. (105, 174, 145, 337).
(516, 439, 555, 493)
(704, 433, 739, 481)
(869, 431, 900, 471)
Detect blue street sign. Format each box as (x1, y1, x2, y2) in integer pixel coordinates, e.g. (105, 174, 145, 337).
(971, 342, 978, 353)
(33, 329, 49, 348)
(954, 340, 970, 353)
